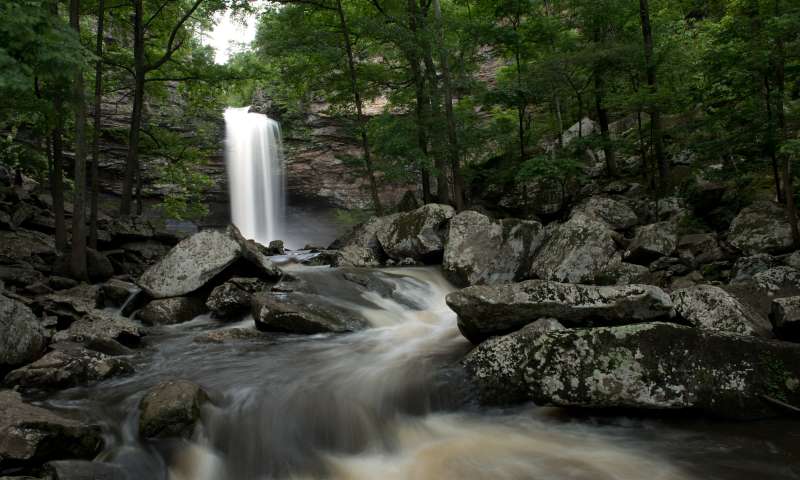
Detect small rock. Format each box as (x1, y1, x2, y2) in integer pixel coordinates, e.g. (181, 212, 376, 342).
(138, 297, 206, 325)
(52, 310, 145, 348)
(193, 328, 270, 344)
(49, 276, 79, 291)
(252, 292, 368, 334)
(267, 240, 285, 255)
(138, 380, 209, 439)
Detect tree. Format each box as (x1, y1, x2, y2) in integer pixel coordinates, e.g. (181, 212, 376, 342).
(89, 0, 105, 248)
(638, 0, 668, 191)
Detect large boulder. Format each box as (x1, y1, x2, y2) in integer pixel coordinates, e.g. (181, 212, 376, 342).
(0, 294, 46, 370)
(138, 297, 206, 326)
(728, 201, 798, 255)
(770, 296, 800, 341)
(138, 226, 282, 299)
(624, 221, 678, 265)
(446, 280, 674, 344)
(4, 342, 133, 390)
(332, 216, 394, 267)
(442, 211, 544, 287)
(252, 292, 368, 334)
(670, 285, 772, 337)
(571, 197, 638, 231)
(524, 323, 800, 418)
(375, 203, 455, 263)
(0, 391, 103, 470)
(206, 278, 266, 320)
(138, 380, 209, 439)
(529, 213, 620, 284)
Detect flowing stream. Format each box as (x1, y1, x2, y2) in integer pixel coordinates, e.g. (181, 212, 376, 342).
(43, 265, 800, 479)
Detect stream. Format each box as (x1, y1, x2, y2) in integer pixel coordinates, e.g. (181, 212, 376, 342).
(41, 265, 800, 479)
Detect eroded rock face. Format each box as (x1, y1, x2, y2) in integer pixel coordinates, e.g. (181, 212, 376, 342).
(138, 380, 209, 439)
(770, 296, 800, 341)
(138, 297, 206, 326)
(529, 213, 619, 284)
(624, 221, 678, 265)
(252, 292, 368, 334)
(571, 197, 638, 231)
(524, 323, 800, 418)
(0, 294, 46, 370)
(728, 201, 797, 255)
(446, 280, 673, 344)
(443, 211, 544, 287)
(375, 204, 455, 263)
(0, 390, 103, 470)
(671, 285, 772, 337)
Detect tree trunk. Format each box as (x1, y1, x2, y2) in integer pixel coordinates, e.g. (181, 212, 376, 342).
(121, 0, 144, 216)
(408, 0, 431, 203)
(90, 0, 104, 249)
(69, 0, 88, 280)
(765, 76, 784, 202)
(51, 118, 67, 252)
(335, 0, 383, 215)
(432, 0, 464, 210)
(638, 0, 668, 192)
(594, 73, 618, 177)
(422, 52, 449, 204)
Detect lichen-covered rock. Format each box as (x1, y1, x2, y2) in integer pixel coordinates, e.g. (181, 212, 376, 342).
(463, 319, 564, 405)
(138, 297, 206, 325)
(529, 213, 619, 284)
(0, 390, 103, 470)
(524, 322, 800, 417)
(443, 211, 544, 287)
(332, 216, 394, 267)
(375, 203, 455, 263)
(671, 285, 772, 337)
(770, 296, 800, 341)
(731, 254, 779, 285)
(571, 197, 638, 231)
(728, 201, 798, 255)
(752, 266, 800, 292)
(624, 221, 678, 265)
(446, 280, 674, 344)
(252, 292, 368, 334)
(4, 343, 133, 390)
(206, 278, 266, 320)
(138, 380, 209, 439)
(52, 310, 145, 348)
(0, 294, 46, 370)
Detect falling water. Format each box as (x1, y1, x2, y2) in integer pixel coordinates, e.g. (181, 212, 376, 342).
(224, 106, 286, 245)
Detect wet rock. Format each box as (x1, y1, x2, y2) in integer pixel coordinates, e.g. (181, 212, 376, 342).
(446, 280, 674, 344)
(332, 216, 394, 267)
(728, 201, 798, 255)
(463, 319, 564, 405)
(52, 310, 145, 348)
(138, 380, 209, 439)
(100, 279, 137, 308)
(0, 294, 46, 370)
(671, 285, 772, 337)
(45, 460, 129, 480)
(375, 203, 455, 263)
(529, 213, 619, 284)
(252, 292, 368, 334)
(571, 197, 638, 231)
(4, 343, 133, 390)
(193, 328, 270, 344)
(230, 228, 283, 280)
(48, 276, 78, 291)
(770, 296, 800, 341)
(267, 240, 285, 255)
(206, 278, 266, 320)
(443, 210, 544, 287)
(524, 322, 800, 418)
(340, 270, 427, 310)
(0, 391, 103, 470)
(138, 297, 206, 326)
(35, 285, 102, 327)
(624, 221, 678, 265)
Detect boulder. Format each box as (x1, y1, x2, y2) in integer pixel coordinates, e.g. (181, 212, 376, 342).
(624, 221, 678, 265)
(671, 285, 772, 337)
(4, 342, 133, 390)
(752, 266, 800, 292)
(770, 296, 800, 341)
(728, 201, 798, 255)
(0, 391, 103, 470)
(529, 213, 619, 284)
(571, 197, 638, 231)
(35, 285, 102, 326)
(100, 279, 137, 308)
(443, 211, 544, 287)
(138, 380, 209, 440)
(267, 240, 285, 256)
(0, 294, 46, 370)
(463, 319, 564, 405)
(375, 203, 455, 263)
(206, 278, 266, 320)
(0, 229, 55, 261)
(45, 460, 129, 480)
(731, 254, 779, 285)
(52, 310, 145, 349)
(524, 323, 800, 418)
(138, 297, 206, 326)
(676, 233, 729, 267)
(86, 249, 115, 283)
(0, 264, 44, 289)
(446, 280, 674, 344)
(332, 215, 393, 267)
(193, 328, 270, 344)
(252, 292, 368, 334)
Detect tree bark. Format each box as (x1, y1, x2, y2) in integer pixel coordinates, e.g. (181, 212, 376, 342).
(70, 0, 88, 280)
(407, 0, 431, 203)
(51, 117, 67, 252)
(422, 51, 449, 204)
(638, 0, 668, 192)
(594, 73, 618, 177)
(335, 0, 383, 215)
(121, 0, 144, 216)
(90, 0, 104, 248)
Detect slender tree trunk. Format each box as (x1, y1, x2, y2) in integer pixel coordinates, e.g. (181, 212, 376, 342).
(432, 0, 464, 210)
(594, 73, 618, 177)
(334, 0, 383, 215)
(765, 76, 784, 202)
(422, 52, 449, 203)
(90, 0, 104, 248)
(121, 0, 144, 216)
(52, 104, 67, 252)
(69, 0, 88, 280)
(408, 0, 431, 203)
(639, 0, 668, 192)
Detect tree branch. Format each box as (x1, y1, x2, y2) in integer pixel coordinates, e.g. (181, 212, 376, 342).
(145, 0, 204, 72)
(145, 0, 172, 28)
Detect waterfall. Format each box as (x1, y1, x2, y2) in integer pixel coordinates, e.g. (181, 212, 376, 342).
(224, 106, 286, 245)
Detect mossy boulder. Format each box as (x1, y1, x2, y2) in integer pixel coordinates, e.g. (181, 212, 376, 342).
(728, 201, 798, 255)
(375, 203, 455, 263)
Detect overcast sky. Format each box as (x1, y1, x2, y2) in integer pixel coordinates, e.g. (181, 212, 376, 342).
(202, 7, 261, 64)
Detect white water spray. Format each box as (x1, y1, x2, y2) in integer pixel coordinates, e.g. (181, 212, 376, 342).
(224, 106, 286, 245)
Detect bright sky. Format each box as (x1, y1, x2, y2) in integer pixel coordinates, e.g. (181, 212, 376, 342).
(202, 6, 262, 64)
